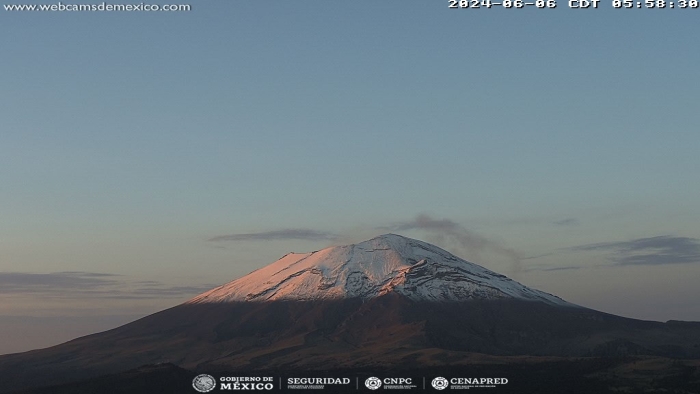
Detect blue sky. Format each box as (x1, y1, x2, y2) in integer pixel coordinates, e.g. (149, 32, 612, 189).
(1, 1, 699, 354)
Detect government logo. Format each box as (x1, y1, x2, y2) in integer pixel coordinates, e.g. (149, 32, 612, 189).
(365, 377, 382, 390)
(192, 374, 217, 393)
(431, 377, 449, 390)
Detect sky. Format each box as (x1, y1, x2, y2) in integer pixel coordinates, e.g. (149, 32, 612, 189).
(1, 1, 699, 355)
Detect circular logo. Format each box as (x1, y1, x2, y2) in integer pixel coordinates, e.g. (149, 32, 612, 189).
(365, 376, 382, 390)
(192, 374, 216, 393)
(432, 377, 449, 390)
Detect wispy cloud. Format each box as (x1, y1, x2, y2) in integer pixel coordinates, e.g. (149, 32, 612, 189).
(0, 271, 215, 299)
(554, 218, 579, 226)
(570, 235, 700, 266)
(208, 229, 337, 242)
(537, 266, 581, 272)
(0, 271, 119, 292)
(128, 286, 216, 297)
(381, 214, 524, 278)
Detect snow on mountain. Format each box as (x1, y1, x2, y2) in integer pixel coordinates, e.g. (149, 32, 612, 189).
(188, 234, 573, 306)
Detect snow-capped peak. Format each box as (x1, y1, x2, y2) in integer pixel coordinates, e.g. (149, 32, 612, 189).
(188, 234, 572, 306)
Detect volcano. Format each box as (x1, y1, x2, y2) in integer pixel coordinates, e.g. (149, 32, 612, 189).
(1, 234, 700, 393)
(189, 234, 571, 305)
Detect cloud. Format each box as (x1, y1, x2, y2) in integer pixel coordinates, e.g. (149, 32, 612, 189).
(208, 229, 337, 242)
(554, 218, 579, 226)
(0, 272, 119, 292)
(570, 235, 700, 266)
(382, 214, 524, 278)
(522, 252, 556, 260)
(0, 271, 215, 299)
(537, 266, 581, 272)
(128, 286, 216, 297)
